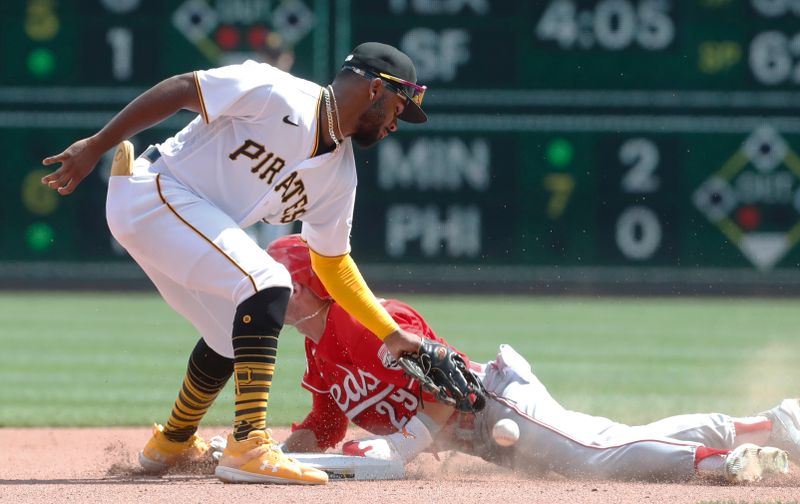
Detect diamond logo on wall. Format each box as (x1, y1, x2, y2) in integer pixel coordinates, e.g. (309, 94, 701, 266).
(172, 0, 313, 64)
(271, 0, 314, 45)
(693, 125, 800, 271)
(172, 0, 218, 44)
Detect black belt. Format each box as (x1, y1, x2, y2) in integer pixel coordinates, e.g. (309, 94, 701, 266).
(140, 145, 161, 164)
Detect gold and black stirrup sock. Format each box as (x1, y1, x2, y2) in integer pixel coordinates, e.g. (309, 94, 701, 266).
(231, 286, 291, 441)
(163, 338, 233, 442)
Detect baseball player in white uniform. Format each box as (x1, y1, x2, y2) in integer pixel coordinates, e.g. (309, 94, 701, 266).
(264, 235, 798, 484)
(40, 42, 429, 485)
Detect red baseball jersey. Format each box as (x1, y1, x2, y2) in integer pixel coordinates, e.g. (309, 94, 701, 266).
(293, 299, 461, 449)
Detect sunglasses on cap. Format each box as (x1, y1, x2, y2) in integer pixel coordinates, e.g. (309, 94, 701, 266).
(344, 66, 427, 108)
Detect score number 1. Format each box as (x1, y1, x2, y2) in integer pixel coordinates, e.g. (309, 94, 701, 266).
(615, 138, 663, 260)
(106, 27, 133, 81)
(101, 0, 137, 81)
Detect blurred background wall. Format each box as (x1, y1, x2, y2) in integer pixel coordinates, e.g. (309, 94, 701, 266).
(3, 0, 800, 294)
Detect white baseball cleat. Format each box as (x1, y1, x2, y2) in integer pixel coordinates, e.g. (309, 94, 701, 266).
(761, 399, 800, 462)
(724, 443, 789, 483)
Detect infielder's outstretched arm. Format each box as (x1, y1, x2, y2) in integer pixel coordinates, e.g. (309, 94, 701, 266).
(41, 73, 201, 195)
(309, 250, 422, 358)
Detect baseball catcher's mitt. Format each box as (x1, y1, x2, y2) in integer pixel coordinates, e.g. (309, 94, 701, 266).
(398, 341, 486, 413)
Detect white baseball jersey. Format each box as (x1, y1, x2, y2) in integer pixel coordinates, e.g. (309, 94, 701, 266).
(159, 60, 356, 257)
(106, 61, 358, 357)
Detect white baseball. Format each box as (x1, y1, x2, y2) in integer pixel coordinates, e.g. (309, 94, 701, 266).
(491, 418, 520, 447)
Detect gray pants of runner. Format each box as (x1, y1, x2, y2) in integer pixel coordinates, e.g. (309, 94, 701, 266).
(461, 345, 736, 481)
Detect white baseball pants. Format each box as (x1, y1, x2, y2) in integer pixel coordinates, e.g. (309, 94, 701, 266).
(105, 155, 291, 358)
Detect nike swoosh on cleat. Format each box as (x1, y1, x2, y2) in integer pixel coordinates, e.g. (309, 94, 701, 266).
(283, 115, 300, 126)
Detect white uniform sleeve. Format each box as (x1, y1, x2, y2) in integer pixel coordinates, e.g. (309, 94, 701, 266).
(194, 60, 274, 123)
(301, 189, 355, 257)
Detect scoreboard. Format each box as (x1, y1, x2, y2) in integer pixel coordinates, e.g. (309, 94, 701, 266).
(4, 0, 800, 289)
(2, 0, 325, 264)
(352, 0, 800, 283)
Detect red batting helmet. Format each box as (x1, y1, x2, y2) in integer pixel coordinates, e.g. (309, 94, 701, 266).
(267, 234, 331, 300)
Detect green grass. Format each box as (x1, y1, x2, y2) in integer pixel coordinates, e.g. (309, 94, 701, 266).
(1, 292, 799, 427)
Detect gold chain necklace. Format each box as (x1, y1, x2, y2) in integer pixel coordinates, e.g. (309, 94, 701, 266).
(323, 88, 340, 151)
(328, 85, 343, 142)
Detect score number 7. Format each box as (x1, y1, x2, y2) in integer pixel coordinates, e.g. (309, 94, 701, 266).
(543, 173, 575, 220)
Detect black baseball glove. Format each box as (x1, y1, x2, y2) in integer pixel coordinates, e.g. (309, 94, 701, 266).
(398, 340, 486, 413)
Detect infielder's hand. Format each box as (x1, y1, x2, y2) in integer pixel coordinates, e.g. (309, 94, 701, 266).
(383, 328, 422, 360)
(41, 136, 105, 195)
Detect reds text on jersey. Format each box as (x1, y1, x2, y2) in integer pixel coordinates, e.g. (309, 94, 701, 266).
(300, 300, 456, 438)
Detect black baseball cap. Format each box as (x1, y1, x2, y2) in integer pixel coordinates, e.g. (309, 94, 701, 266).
(342, 42, 428, 124)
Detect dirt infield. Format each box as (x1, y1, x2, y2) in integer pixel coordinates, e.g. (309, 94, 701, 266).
(1, 427, 799, 504)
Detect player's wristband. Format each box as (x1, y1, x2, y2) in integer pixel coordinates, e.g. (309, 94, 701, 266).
(342, 415, 434, 464)
(310, 250, 399, 339)
(386, 415, 434, 462)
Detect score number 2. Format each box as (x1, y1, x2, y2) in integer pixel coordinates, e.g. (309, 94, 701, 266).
(615, 138, 663, 260)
